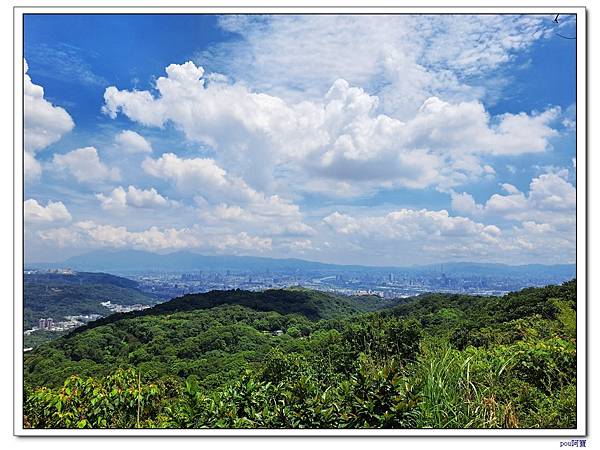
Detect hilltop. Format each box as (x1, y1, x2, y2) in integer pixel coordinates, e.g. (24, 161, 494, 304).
(71, 287, 402, 334)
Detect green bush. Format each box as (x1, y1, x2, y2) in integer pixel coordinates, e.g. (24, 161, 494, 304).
(24, 368, 163, 428)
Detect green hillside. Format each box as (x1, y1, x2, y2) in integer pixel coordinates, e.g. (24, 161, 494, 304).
(24, 273, 158, 330)
(70, 287, 401, 333)
(24, 283, 157, 329)
(24, 288, 401, 388)
(25, 271, 140, 289)
(24, 272, 160, 349)
(23, 280, 577, 429)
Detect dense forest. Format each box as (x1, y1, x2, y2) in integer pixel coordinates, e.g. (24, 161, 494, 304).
(23, 280, 577, 429)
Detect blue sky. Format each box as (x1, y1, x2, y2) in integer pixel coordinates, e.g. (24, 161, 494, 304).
(23, 14, 577, 265)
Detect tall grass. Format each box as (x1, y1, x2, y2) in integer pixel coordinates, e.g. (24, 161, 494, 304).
(414, 343, 518, 428)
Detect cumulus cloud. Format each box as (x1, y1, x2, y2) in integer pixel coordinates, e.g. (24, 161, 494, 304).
(142, 153, 234, 197)
(96, 185, 170, 211)
(321, 198, 574, 265)
(143, 152, 314, 237)
(322, 208, 503, 263)
(445, 171, 576, 263)
(103, 61, 559, 194)
(143, 152, 281, 210)
(38, 221, 272, 253)
(52, 146, 120, 183)
(451, 171, 575, 223)
(125, 185, 169, 208)
(24, 59, 75, 180)
(24, 152, 42, 180)
(449, 191, 483, 216)
(24, 199, 71, 223)
(198, 201, 315, 238)
(323, 209, 501, 240)
(406, 97, 558, 156)
(114, 130, 153, 154)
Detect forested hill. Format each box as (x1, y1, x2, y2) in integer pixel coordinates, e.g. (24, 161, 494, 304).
(24, 280, 577, 429)
(25, 270, 139, 289)
(68, 287, 402, 335)
(24, 271, 158, 330)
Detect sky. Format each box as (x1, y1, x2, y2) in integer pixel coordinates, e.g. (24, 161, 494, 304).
(23, 13, 578, 266)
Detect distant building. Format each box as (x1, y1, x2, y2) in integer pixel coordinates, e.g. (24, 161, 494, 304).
(46, 318, 54, 329)
(38, 318, 46, 330)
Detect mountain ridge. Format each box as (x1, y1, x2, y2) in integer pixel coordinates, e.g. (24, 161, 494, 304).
(27, 249, 575, 276)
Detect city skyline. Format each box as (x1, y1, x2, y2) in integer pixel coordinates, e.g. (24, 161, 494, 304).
(24, 14, 577, 266)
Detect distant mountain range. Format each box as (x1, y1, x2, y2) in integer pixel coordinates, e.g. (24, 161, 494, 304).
(26, 249, 576, 278)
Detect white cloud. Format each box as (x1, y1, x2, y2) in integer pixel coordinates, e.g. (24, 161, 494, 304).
(500, 183, 520, 195)
(402, 97, 558, 157)
(143, 152, 314, 237)
(125, 185, 169, 208)
(24, 59, 74, 180)
(449, 191, 483, 216)
(447, 171, 575, 263)
(527, 172, 576, 212)
(114, 130, 152, 154)
(104, 62, 559, 194)
(24, 199, 71, 223)
(284, 239, 315, 254)
(490, 108, 559, 155)
(96, 186, 126, 211)
(322, 208, 502, 263)
(24, 152, 42, 180)
(142, 153, 234, 197)
(52, 146, 120, 183)
(38, 221, 272, 253)
(144, 152, 274, 210)
(562, 118, 575, 130)
(198, 201, 315, 238)
(205, 15, 557, 115)
(323, 209, 500, 240)
(321, 196, 574, 265)
(451, 172, 575, 223)
(96, 185, 170, 211)
(510, 219, 575, 259)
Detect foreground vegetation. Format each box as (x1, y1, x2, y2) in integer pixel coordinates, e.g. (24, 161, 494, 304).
(24, 280, 577, 429)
